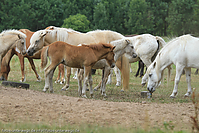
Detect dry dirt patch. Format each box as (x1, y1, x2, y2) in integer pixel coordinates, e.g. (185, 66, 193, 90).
(0, 86, 195, 131)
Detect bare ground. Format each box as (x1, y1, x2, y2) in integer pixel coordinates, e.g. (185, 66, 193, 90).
(0, 86, 195, 131)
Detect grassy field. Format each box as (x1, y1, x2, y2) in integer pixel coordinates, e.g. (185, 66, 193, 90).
(6, 56, 199, 103)
(1, 54, 199, 133)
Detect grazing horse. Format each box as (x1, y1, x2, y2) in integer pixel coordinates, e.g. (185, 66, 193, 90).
(0, 29, 41, 82)
(145, 35, 199, 98)
(0, 30, 26, 71)
(106, 34, 167, 86)
(27, 27, 130, 91)
(41, 41, 115, 98)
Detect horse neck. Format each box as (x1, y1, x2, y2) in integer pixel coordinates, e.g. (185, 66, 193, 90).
(92, 48, 109, 61)
(45, 34, 56, 45)
(155, 52, 172, 81)
(0, 35, 18, 57)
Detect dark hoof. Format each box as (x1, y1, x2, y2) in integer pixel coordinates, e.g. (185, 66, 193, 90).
(86, 89, 89, 91)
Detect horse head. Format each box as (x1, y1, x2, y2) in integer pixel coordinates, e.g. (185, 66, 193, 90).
(146, 61, 162, 94)
(15, 34, 27, 55)
(27, 30, 48, 56)
(112, 39, 137, 62)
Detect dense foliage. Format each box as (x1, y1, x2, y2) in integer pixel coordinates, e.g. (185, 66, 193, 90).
(0, 0, 199, 36)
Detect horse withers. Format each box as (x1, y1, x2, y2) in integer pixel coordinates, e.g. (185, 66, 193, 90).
(41, 41, 115, 98)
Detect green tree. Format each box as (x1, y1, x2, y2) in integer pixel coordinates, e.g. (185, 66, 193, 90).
(125, 0, 154, 35)
(166, 0, 197, 35)
(93, 0, 130, 34)
(62, 14, 90, 32)
(147, 0, 169, 36)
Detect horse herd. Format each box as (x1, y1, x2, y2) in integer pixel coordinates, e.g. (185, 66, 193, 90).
(0, 26, 199, 98)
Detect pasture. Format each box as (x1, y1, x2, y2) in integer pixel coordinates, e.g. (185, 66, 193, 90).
(0, 54, 198, 133)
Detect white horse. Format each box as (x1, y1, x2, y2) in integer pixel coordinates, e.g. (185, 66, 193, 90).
(0, 29, 26, 71)
(145, 34, 199, 98)
(106, 34, 167, 86)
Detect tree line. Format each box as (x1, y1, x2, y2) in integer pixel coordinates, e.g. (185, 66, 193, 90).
(0, 0, 199, 36)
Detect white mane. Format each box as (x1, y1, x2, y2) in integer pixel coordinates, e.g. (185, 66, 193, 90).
(0, 29, 26, 38)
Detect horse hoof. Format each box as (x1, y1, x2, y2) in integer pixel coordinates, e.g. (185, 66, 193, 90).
(82, 95, 87, 98)
(86, 89, 89, 91)
(94, 88, 98, 91)
(120, 90, 124, 92)
(170, 95, 176, 98)
(116, 82, 121, 86)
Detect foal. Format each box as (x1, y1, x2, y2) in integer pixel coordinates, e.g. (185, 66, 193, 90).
(41, 41, 116, 98)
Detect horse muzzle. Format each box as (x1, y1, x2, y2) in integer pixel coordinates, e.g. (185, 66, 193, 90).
(26, 48, 35, 56)
(147, 87, 156, 94)
(132, 53, 137, 58)
(110, 63, 115, 68)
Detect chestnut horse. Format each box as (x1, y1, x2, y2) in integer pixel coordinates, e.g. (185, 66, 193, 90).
(41, 41, 115, 98)
(0, 29, 41, 82)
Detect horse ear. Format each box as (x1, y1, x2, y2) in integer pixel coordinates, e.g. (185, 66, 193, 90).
(153, 62, 156, 68)
(112, 46, 116, 51)
(18, 34, 21, 39)
(40, 31, 48, 37)
(125, 39, 130, 44)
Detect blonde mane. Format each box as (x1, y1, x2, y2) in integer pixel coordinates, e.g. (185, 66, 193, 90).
(0, 29, 26, 38)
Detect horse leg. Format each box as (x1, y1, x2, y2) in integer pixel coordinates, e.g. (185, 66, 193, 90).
(106, 69, 113, 85)
(195, 69, 198, 75)
(88, 71, 94, 98)
(135, 62, 141, 77)
(61, 66, 71, 90)
(43, 64, 56, 93)
(114, 66, 121, 86)
(73, 68, 78, 79)
(17, 53, 26, 82)
(184, 68, 192, 97)
(170, 64, 184, 98)
(59, 64, 65, 84)
(55, 65, 61, 83)
(27, 58, 41, 82)
(49, 67, 56, 93)
(77, 69, 83, 96)
(82, 66, 91, 98)
(0, 49, 15, 81)
(139, 60, 145, 77)
(129, 63, 132, 73)
(101, 67, 111, 98)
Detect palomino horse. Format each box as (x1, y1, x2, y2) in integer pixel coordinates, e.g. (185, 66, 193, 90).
(0, 30, 26, 71)
(145, 35, 199, 98)
(0, 29, 41, 82)
(27, 27, 130, 91)
(41, 41, 115, 98)
(106, 34, 167, 86)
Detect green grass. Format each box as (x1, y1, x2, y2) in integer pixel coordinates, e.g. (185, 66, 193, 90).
(0, 121, 188, 133)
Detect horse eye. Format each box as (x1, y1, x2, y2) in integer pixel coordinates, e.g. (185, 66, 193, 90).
(149, 74, 152, 77)
(131, 46, 134, 49)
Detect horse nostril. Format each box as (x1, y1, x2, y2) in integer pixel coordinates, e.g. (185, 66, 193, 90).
(133, 54, 137, 58)
(111, 63, 115, 68)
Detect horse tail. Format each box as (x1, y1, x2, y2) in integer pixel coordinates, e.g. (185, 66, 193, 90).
(155, 36, 167, 48)
(41, 46, 49, 69)
(151, 40, 160, 62)
(121, 54, 130, 91)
